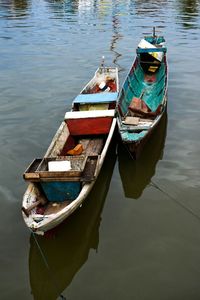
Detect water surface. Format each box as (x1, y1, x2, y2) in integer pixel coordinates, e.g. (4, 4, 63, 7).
(1, 0, 200, 299)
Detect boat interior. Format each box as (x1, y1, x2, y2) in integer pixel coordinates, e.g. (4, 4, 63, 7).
(23, 121, 108, 218)
(118, 47, 167, 129)
(24, 133, 106, 182)
(82, 67, 118, 94)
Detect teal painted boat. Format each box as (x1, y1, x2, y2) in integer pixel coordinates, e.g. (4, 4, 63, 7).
(117, 30, 168, 158)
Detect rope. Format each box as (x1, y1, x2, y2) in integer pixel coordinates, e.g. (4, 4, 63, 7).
(30, 229, 67, 300)
(150, 180, 200, 222)
(118, 141, 200, 222)
(122, 142, 136, 160)
(31, 231, 50, 270)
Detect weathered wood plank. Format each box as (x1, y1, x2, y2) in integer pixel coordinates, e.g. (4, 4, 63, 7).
(82, 138, 104, 155)
(44, 201, 71, 215)
(23, 159, 42, 180)
(82, 156, 98, 182)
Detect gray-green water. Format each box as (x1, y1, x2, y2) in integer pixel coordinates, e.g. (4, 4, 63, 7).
(1, 0, 200, 299)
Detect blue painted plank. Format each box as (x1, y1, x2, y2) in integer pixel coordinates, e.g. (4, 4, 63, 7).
(73, 92, 118, 104)
(41, 182, 81, 202)
(136, 47, 167, 54)
(145, 37, 165, 44)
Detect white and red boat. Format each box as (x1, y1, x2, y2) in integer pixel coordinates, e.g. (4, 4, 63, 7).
(22, 66, 119, 235)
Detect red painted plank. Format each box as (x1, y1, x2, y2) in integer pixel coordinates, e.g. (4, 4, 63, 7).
(66, 117, 113, 135)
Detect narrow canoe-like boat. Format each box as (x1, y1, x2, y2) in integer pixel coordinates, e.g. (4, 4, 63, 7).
(117, 30, 168, 158)
(22, 66, 119, 235)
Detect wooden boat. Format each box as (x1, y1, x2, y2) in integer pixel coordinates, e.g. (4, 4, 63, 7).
(117, 30, 168, 158)
(22, 66, 119, 235)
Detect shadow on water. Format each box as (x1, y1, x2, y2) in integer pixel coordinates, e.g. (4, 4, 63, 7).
(118, 111, 168, 200)
(134, 0, 168, 16)
(176, 0, 199, 29)
(29, 142, 117, 300)
(0, 0, 30, 18)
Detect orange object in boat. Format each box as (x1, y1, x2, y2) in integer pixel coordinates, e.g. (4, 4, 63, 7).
(67, 144, 83, 155)
(89, 84, 101, 93)
(144, 74, 156, 83)
(107, 80, 116, 92)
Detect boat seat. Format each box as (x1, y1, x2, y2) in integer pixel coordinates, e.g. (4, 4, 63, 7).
(65, 109, 115, 120)
(123, 116, 140, 125)
(73, 92, 118, 104)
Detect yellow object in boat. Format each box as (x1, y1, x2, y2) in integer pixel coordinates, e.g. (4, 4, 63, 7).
(79, 103, 109, 111)
(148, 66, 158, 73)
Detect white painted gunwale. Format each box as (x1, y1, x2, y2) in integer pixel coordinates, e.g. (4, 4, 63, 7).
(65, 109, 115, 120)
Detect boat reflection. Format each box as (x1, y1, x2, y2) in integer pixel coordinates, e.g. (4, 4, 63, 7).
(177, 0, 199, 29)
(0, 0, 30, 18)
(118, 111, 167, 199)
(134, 0, 168, 16)
(110, 1, 123, 72)
(45, 0, 97, 16)
(29, 142, 117, 300)
(44, 0, 79, 16)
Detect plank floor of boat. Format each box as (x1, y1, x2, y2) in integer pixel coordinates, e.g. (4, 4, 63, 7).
(82, 156, 98, 181)
(44, 200, 71, 215)
(79, 137, 104, 155)
(80, 138, 103, 181)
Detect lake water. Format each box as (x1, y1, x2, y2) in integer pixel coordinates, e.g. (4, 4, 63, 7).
(1, 0, 200, 299)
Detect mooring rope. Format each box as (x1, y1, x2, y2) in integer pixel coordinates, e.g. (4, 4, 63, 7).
(30, 230, 67, 300)
(117, 142, 136, 160)
(119, 141, 200, 222)
(150, 180, 200, 222)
